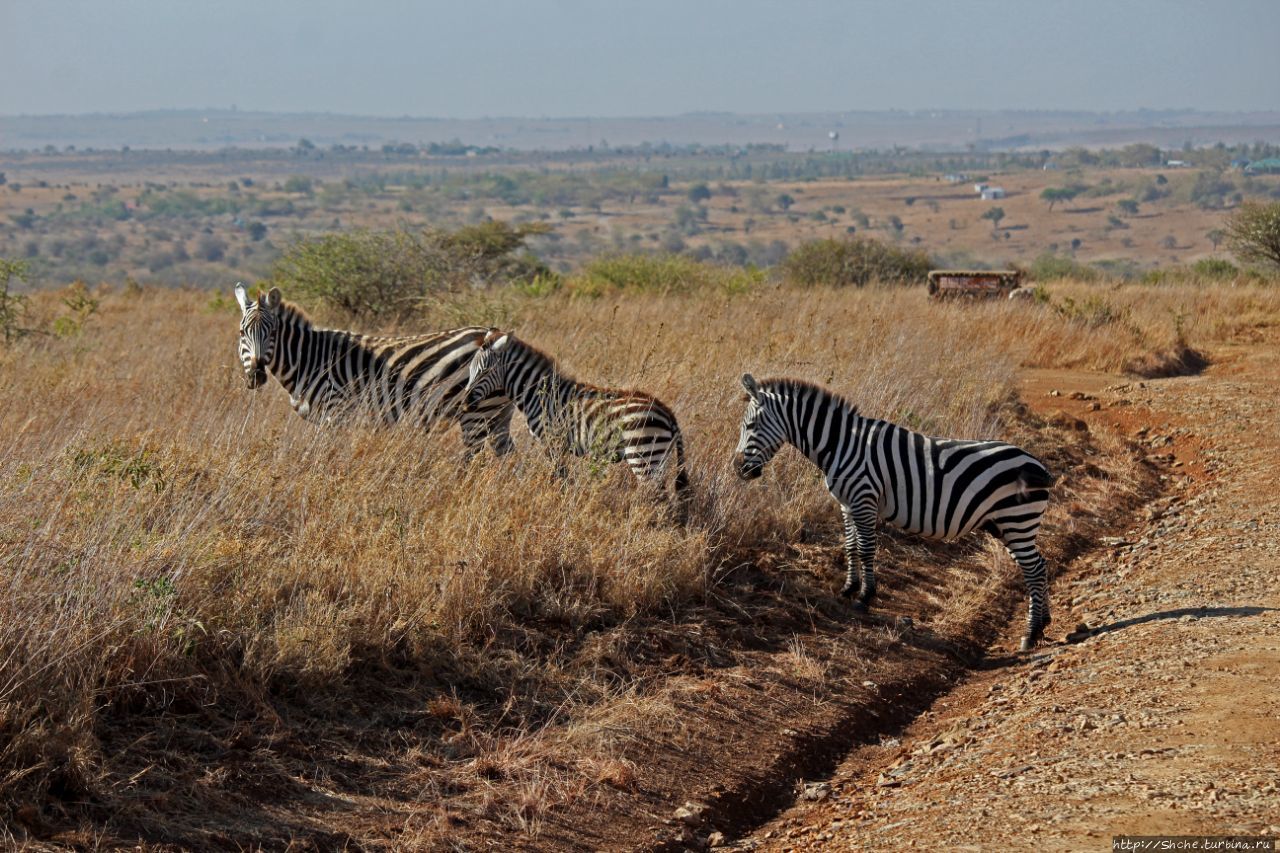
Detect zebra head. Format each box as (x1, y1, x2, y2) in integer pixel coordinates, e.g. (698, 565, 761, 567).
(235, 283, 282, 390)
(734, 373, 785, 481)
(463, 328, 511, 410)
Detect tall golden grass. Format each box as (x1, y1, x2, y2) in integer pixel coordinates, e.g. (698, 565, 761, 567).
(1, 275, 1275, 843)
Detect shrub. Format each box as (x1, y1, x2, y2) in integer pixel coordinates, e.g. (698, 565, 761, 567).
(440, 220, 553, 283)
(272, 222, 551, 320)
(196, 235, 227, 263)
(1028, 252, 1098, 282)
(1053, 294, 1122, 329)
(1190, 257, 1239, 279)
(1226, 201, 1280, 270)
(780, 237, 930, 288)
(567, 253, 763, 296)
(282, 175, 314, 195)
(0, 258, 31, 344)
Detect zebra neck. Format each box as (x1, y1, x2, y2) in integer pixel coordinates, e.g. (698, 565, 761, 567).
(784, 393, 861, 468)
(268, 309, 322, 393)
(508, 349, 570, 432)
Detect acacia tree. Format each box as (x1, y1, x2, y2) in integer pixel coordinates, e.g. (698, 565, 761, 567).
(1040, 186, 1082, 211)
(1226, 202, 1280, 269)
(1040, 188, 1067, 211)
(981, 206, 1006, 231)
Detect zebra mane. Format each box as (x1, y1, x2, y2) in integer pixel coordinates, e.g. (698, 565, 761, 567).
(758, 377, 859, 418)
(275, 299, 314, 326)
(504, 333, 582, 385)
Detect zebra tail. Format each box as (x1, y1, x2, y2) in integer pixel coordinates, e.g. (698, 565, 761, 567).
(672, 430, 691, 518)
(1018, 461, 1057, 494)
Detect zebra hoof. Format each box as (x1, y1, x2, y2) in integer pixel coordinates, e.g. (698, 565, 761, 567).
(839, 584, 859, 599)
(849, 599, 869, 614)
(1020, 628, 1045, 652)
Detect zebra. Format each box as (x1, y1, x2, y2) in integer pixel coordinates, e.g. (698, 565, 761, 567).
(234, 283, 514, 456)
(733, 374, 1056, 651)
(462, 329, 690, 517)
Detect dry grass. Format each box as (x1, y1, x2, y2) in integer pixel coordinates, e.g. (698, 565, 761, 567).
(980, 278, 1280, 374)
(1, 275, 1275, 846)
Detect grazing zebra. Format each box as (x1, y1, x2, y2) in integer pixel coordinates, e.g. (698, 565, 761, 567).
(734, 375, 1056, 651)
(462, 329, 689, 516)
(234, 283, 513, 456)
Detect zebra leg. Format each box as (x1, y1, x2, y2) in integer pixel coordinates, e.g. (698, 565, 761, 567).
(839, 507, 862, 598)
(459, 413, 489, 461)
(626, 451, 685, 523)
(487, 399, 515, 456)
(841, 506, 878, 611)
(1003, 537, 1051, 652)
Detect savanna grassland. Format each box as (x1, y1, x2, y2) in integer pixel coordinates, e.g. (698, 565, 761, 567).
(4, 136, 1280, 848)
(3, 262, 1280, 848)
(3, 141, 1280, 290)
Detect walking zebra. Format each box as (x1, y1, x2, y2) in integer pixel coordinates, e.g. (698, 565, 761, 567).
(734, 375, 1056, 651)
(234, 284, 513, 456)
(462, 329, 690, 516)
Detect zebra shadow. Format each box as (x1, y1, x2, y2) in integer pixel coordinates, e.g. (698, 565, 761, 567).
(1065, 604, 1277, 643)
(977, 604, 1277, 671)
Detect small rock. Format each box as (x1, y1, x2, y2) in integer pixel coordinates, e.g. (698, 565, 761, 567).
(707, 831, 727, 848)
(803, 782, 831, 802)
(675, 801, 709, 827)
(1048, 411, 1088, 432)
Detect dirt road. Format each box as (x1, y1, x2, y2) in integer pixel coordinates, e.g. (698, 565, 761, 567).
(733, 337, 1280, 850)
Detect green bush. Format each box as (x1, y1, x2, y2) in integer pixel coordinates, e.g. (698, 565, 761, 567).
(1142, 258, 1246, 285)
(272, 222, 552, 320)
(0, 258, 31, 344)
(780, 237, 931, 288)
(567, 253, 763, 297)
(1028, 252, 1099, 282)
(1190, 257, 1239, 279)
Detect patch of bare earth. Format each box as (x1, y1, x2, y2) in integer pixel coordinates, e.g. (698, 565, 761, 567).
(731, 334, 1280, 851)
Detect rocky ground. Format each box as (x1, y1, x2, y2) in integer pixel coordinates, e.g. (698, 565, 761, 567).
(727, 336, 1280, 850)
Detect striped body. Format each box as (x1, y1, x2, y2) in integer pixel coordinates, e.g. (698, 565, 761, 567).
(234, 284, 513, 455)
(463, 330, 689, 512)
(734, 375, 1055, 650)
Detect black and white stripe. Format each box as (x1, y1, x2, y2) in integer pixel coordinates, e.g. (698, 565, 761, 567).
(234, 284, 513, 455)
(462, 330, 689, 515)
(734, 375, 1055, 651)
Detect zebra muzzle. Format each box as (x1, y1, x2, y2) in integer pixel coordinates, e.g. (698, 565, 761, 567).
(734, 454, 763, 481)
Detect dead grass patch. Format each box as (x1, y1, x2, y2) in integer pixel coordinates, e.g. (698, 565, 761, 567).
(0, 276, 1273, 847)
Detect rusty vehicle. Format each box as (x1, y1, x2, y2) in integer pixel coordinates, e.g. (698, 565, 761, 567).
(926, 269, 1023, 301)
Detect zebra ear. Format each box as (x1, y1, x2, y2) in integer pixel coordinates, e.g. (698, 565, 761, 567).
(265, 287, 282, 310)
(234, 282, 250, 313)
(741, 373, 761, 400)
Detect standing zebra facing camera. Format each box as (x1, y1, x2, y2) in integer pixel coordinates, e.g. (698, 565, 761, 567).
(462, 329, 690, 519)
(234, 283, 514, 457)
(734, 374, 1056, 651)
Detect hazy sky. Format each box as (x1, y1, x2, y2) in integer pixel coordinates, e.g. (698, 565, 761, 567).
(3, 0, 1277, 117)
